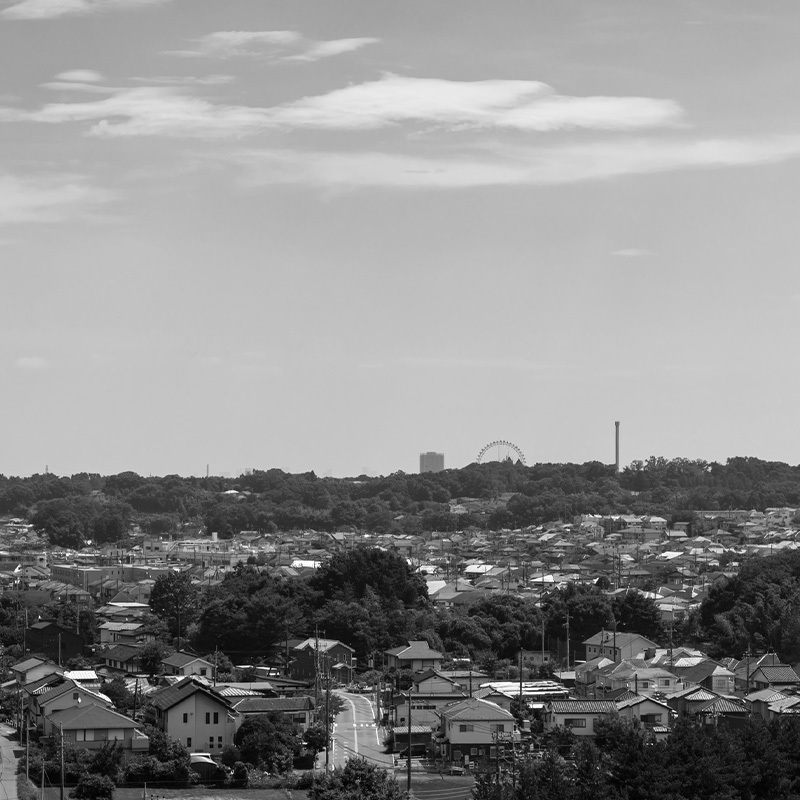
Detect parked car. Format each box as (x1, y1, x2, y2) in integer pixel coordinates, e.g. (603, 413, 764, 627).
(397, 745, 428, 759)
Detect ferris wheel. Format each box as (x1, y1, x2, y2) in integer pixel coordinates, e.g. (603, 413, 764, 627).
(476, 440, 527, 466)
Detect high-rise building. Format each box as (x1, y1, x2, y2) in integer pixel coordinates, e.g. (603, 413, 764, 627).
(420, 452, 445, 473)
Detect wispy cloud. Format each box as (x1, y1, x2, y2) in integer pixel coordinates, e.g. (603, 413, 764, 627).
(55, 69, 103, 83)
(611, 248, 654, 257)
(0, 172, 113, 224)
(171, 29, 379, 62)
(284, 37, 381, 63)
(1, 0, 167, 20)
(0, 75, 683, 138)
(15, 356, 49, 369)
(233, 136, 800, 189)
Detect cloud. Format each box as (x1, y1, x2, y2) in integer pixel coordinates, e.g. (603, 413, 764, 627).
(234, 136, 800, 189)
(1, 0, 167, 20)
(171, 29, 378, 62)
(170, 30, 301, 58)
(15, 356, 49, 369)
(284, 37, 381, 63)
(0, 75, 682, 138)
(0, 172, 113, 224)
(611, 248, 654, 257)
(55, 69, 103, 83)
(267, 75, 682, 131)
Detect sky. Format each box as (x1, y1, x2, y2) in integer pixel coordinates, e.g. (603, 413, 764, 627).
(2, 0, 800, 478)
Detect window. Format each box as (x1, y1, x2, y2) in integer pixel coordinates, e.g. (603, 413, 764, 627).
(564, 719, 587, 728)
(218, 736, 223, 748)
(205, 713, 210, 724)
(200, 668, 207, 677)
(213, 712, 219, 724)
(492, 724, 505, 733)
(640, 682, 650, 689)
(459, 724, 474, 732)
(73, 693, 79, 700)
(209, 736, 215, 749)
(187, 738, 192, 747)
(183, 713, 188, 724)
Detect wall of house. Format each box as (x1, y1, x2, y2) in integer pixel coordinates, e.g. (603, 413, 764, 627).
(164, 693, 239, 754)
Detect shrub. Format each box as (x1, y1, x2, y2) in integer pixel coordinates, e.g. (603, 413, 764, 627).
(70, 774, 115, 800)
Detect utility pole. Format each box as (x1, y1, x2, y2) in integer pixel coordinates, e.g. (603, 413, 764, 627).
(406, 688, 412, 794)
(323, 650, 331, 772)
(565, 610, 570, 670)
(60, 722, 65, 800)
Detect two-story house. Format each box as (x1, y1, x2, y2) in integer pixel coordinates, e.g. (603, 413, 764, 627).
(291, 639, 356, 685)
(385, 641, 444, 673)
(393, 670, 468, 730)
(436, 697, 518, 768)
(162, 652, 215, 679)
(583, 631, 659, 663)
(544, 700, 617, 736)
(47, 705, 149, 760)
(149, 676, 240, 755)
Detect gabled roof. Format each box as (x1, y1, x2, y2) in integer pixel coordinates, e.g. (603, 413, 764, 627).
(162, 651, 212, 668)
(103, 645, 142, 663)
(583, 631, 658, 649)
(294, 638, 354, 654)
(149, 676, 233, 712)
(616, 695, 672, 711)
(752, 665, 800, 684)
(439, 696, 514, 722)
(12, 657, 49, 674)
(746, 688, 789, 704)
(385, 640, 443, 660)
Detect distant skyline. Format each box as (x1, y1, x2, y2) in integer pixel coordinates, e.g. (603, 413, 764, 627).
(3, 1, 800, 478)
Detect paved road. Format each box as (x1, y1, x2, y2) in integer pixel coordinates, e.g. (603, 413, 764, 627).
(327, 690, 393, 771)
(0, 723, 20, 800)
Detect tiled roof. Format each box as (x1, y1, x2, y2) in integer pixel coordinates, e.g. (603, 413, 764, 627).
(150, 676, 231, 712)
(385, 641, 443, 660)
(162, 652, 209, 668)
(754, 665, 800, 684)
(233, 696, 314, 713)
(49, 704, 139, 730)
(548, 701, 617, 714)
(697, 697, 747, 715)
(103, 645, 142, 663)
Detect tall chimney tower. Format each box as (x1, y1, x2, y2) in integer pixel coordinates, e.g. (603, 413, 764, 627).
(615, 421, 620, 473)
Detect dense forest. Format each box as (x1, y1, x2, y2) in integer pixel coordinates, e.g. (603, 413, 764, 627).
(2, 456, 800, 548)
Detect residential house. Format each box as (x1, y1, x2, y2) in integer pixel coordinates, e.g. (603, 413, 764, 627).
(25, 621, 85, 664)
(393, 671, 468, 730)
(435, 697, 519, 768)
(149, 676, 240, 755)
(749, 664, 800, 693)
(666, 685, 722, 719)
(46, 705, 149, 760)
(102, 645, 143, 674)
(162, 652, 215, 679)
(615, 695, 673, 731)
(232, 696, 315, 730)
(291, 638, 356, 685)
(11, 657, 62, 687)
(746, 688, 789, 721)
(667, 657, 736, 695)
(385, 641, 444, 673)
(98, 622, 154, 647)
(544, 700, 617, 736)
(34, 680, 112, 733)
(582, 631, 659, 663)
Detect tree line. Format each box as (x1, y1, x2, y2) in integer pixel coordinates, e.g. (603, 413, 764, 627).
(4, 455, 800, 547)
